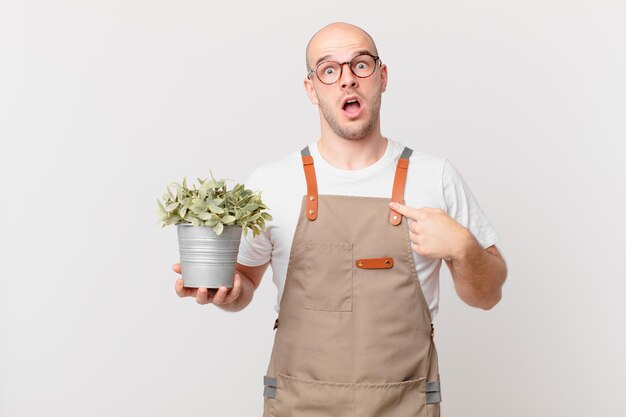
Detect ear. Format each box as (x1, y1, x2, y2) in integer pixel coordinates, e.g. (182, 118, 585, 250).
(304, 76, 319, 105)
(379, 63, 388, 93)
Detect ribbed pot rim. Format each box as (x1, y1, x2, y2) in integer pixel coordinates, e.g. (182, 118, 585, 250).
(176, 223, 242, 228)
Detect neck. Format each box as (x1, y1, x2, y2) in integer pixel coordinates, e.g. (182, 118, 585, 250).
(316, 134, 388, 170)
(317, 121, 387, 170)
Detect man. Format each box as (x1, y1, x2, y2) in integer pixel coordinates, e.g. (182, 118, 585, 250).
(173, 22, 507, 416)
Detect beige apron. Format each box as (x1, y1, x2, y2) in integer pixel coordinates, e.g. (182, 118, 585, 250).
(262, 145, 442, 417)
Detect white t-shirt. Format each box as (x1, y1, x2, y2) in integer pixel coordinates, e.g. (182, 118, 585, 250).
(237, 138, 500, 319)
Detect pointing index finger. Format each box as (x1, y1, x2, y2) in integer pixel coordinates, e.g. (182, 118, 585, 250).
(389, 202, 416, 219)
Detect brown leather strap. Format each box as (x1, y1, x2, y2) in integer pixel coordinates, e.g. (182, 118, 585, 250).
(301, 147, 318, 221)
(389, 147, 413, 225)
(355, 257, 394, 269)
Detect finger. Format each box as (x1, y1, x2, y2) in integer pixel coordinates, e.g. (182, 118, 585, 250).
(409, 231, 423, 250)
(409, 229, 427, 251)
(411, 242, 422, 255)
(212, 286, 230, 305)
(389, 202, 418, 219)
(222, 274, 242, 304)
(196, 287, 212, 305)
(172, 263, 181, 274)
(175, 278, 198, 297)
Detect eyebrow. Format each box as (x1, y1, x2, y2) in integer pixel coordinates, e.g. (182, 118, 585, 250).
(314, 49, 374, 67)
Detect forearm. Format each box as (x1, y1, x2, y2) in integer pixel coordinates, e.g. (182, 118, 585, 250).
(214, 270, 256, 313)
(449, 232, 507, 310)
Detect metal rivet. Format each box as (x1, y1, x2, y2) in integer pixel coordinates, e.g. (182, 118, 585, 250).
(309, 210, 315, 215)
(358, 261, 364, 267)
(393, 215, 398, 220)
(385, 259, 390, 265)
(309, 195, 316, 201)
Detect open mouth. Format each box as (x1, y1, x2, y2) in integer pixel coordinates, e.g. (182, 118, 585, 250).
(342, 97, 362, 117)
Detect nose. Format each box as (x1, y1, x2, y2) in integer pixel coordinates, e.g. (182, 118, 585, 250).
(339, 63, 358, 89)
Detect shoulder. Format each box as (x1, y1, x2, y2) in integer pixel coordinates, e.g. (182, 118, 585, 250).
(390, 139, 449, 209)
(389, 139, 447, 179)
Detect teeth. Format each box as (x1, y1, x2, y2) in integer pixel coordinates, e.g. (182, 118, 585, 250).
(347, 99, 357, 104)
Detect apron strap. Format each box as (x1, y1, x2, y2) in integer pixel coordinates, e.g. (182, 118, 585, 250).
(302, 144, 413, 224)
(263, 375, 277, 398)
(301, 146, 318, 221)
(389, 146, 413, 225)
(425, 380, 442, 403)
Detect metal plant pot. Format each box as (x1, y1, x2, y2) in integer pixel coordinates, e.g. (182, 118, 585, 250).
(176, 224, 243, 288)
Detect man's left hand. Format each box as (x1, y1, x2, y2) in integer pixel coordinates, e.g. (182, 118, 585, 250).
(389, 202, 471, 260)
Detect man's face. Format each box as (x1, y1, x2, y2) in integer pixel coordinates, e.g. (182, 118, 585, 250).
(304, 27, 388, 141)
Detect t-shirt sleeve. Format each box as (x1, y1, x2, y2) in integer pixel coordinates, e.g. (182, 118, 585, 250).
(236, 167, 273, 267)
(441, 158, 501, 256)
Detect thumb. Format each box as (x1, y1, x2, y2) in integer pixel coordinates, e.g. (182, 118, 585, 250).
(174, 278, 184, 296)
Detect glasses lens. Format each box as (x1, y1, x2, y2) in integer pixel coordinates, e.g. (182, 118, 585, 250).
(351, 54, 376, 78)
(316, 62, 341, 84)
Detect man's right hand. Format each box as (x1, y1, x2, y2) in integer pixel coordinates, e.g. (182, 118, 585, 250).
(173, 263, 244, 306)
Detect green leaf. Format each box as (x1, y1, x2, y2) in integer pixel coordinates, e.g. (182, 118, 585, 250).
(164, 214, 181, 226)
(155, 209, 166, 221)
(198, 180, 209, 199)
(208, 205, 224, 214)
(213, 222, 224, 236)
(190, 199, 207, 211)
(166, 202, 179, 212)
(206, 179, 221, 189)
(221, 215, 236, 224)
(191, 217, 201, 227)
(197, 212, 213, 220)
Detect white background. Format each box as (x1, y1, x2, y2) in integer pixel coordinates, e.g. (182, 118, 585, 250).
(1, 1, 624, 416)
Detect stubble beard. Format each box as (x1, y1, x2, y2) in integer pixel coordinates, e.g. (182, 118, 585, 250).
(318, 94, 381, 141)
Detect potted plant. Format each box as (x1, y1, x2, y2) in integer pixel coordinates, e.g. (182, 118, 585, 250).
(156, 173, 272, 289)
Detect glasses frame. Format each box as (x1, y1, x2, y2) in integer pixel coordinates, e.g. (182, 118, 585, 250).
(307, 53, 381, 85)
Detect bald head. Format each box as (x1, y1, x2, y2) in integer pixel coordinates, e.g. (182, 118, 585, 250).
(305, 22, 379, 72)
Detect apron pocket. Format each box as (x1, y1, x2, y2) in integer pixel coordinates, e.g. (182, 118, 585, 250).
(272, 373, 427, 417)
(303, 240, 353, 312)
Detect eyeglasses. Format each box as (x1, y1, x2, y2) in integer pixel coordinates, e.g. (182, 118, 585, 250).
(307, 53, 381, 85)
